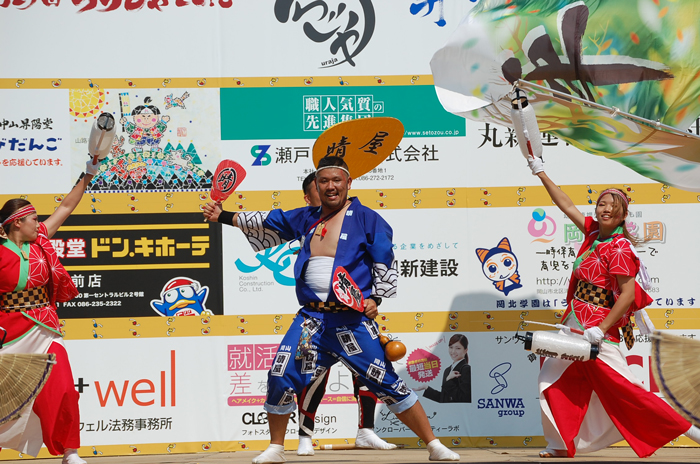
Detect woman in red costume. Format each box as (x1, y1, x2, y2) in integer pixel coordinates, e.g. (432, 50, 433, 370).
(526, 158, 700, 458)
(0, 159, 100, 464)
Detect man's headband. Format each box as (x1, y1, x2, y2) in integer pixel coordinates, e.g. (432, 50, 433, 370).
(2, 205, 36, 227)
(316, 165, 351, 178)
(598, 189, 629, 208)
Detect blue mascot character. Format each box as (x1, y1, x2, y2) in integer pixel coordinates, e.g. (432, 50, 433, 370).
(475, 237, 523, 296)
(150, 277, 210, 317)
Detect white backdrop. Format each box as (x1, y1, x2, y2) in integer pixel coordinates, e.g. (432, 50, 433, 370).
(1, 0, 699, 459)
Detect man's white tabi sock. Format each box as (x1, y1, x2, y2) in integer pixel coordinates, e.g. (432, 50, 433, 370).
(427, 439, 460, 461)
(297, 436, 315, 456)
(355, 428, 397, 449)
(252, 444, 286, 464)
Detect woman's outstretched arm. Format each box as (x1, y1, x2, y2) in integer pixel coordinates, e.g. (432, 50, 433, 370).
(535, 171, 585, 233)
(44, 163, 98, 238)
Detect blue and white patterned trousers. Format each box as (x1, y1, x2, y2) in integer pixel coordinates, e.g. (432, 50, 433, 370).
(264, 311, 417, 415)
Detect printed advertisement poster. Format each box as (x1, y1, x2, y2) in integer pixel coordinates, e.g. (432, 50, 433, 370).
(2, 1, 700, 460)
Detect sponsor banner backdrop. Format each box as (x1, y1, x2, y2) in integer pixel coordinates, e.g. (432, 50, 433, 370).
(222, 135, 468, 192)
(59, 328, 698, 454)
(61, 331, 539, 446)
(0, 89, 70, 193)
(462, 205, 697, 314)
(1, 2, 477, 79)
(220, 86, 465, 141)
(69, 88, 221, 192)
(52, 213, 223, 318)
(462, 118, 659, 187)
(2, 1, 700, 460)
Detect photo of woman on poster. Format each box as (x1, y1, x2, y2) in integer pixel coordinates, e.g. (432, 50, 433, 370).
(414, 334, 471, 403)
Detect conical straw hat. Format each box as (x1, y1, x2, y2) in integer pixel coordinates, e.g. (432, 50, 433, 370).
(651, 331, 700, 428)
(0, 353, 55, 425)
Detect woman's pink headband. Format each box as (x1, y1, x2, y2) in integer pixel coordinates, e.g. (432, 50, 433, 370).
(2, 205, 36, 227)
(598, 189, 629, 208)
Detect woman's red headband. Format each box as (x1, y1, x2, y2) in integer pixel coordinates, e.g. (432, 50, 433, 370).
(597, 189, 629, 208)
(2, 204, 36, 227)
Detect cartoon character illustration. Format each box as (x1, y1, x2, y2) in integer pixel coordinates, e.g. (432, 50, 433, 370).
(165, 148, 192, 170)
(475, 237, 522, 296)
(120, 97, 170, 153)
(164, 91, 190, 110)
(111, 134, 125, 156)
(150, 277, 210, 317)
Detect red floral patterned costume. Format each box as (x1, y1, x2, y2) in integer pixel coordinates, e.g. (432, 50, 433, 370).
(539, 217, 689, 458)
(563, 217, 652, 343)
(0, 223, 81, 456)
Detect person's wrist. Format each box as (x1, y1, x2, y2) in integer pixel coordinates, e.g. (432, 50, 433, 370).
(369, 296, 382, 306)
(85, 158, 100, 176)
(528, 157, 544, 175)
(218, 210, 234, 225)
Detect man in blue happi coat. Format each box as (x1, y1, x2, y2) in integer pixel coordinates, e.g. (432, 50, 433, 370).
(296, 171, 395, 455)
(203, 156, 459, 463)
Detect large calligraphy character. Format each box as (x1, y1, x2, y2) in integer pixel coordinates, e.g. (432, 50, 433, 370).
(274, 0, 375, 67)
(359, 131, 388, 155)
(501, 3, 673, 102)
(325, 135, 350, 157)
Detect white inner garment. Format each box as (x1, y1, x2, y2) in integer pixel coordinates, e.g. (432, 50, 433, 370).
(304, 256, 334, 301)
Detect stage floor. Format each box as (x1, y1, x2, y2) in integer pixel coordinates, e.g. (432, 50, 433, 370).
(4, 446, 700, 464)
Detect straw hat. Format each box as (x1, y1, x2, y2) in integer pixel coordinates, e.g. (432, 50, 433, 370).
(651, 331, 700, 427)
(0, 353, 55, 425)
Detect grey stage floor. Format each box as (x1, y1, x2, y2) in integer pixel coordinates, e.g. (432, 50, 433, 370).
(4, 446, 699, 464)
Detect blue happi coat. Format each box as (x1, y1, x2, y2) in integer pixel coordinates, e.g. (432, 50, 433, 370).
(236, 197, 397, 326)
